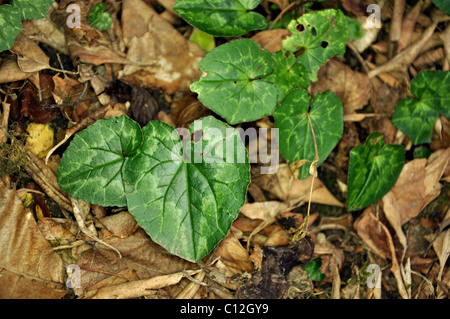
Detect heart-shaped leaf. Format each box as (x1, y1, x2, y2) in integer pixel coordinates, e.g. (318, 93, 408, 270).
(12, 0, 54, 20)
(89, 2, 113, 31)
(393, 70, 450, 144)
(173, 0, 267, 37)
(347, 132, 405, 211)
(282, 9, 348, 81)
(123, 116, 250, 261)
(265, 50, 309, 103)
(0, 4, 23, 52)
(430, 0, 450, 14)
(57, 115, 143, 207)
(274, 89, 343, 179)
(191, 39, 278, 125)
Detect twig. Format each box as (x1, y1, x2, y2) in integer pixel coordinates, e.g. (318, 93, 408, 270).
(389, 0, 406, 58)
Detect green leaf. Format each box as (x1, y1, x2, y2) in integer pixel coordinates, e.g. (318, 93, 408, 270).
(173, 0, 267, 37)
(265, 50, 309, 103)
(393, 70, 450, 144)
(190, 28, 216, 52)
(274, 89, 343, 179)
(346, 15, 364, 40)
(57, 115, 143, 207)
(123, 116, 250, 262)
(430, 0, 450, 14)
(282, 9, 348, 81)
(305, 258, 325, 281)
(89, 2, 113, 31)
(190, 39, 278, 125)
(347, 132, 405, 211)
(413, 146, 432, 159)
(12, 0, 54, 20)
(0, 4, 22, 52)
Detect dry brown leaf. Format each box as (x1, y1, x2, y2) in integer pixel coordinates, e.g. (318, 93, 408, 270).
(382, 147, 450, 250)
(0, 184, 67, 298)
(251, 164, 344, 207)
(212, 232, 254, 277)
(240, 201, 290, 221)
(120, 0, 204, 94)
(10, 33, 52, 73)
(0, 58, 35, 84)
(251, 29, 291, 53)
(354, 206, 390, 259)
(311, 60, 372, 114)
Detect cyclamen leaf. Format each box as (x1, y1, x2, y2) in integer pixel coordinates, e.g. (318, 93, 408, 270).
(265, 50, 309, 103)
(57, 116, 143, 207)
(282, 9, 348, 81)
(0, 4, 22, 52)
(274, 89, 343, 179)
(123, 116, 250, 262)
(173, 0, 267, 37)
(190, 39, 278, 125)
(88, 2, 113, 32)
(347, 132, 405, 211)
(12, 0, 54, 20)
(393, 70, 450, 144)
(430, 0, 450, 15)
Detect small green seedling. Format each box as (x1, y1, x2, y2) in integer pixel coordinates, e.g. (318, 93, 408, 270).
(88, 2, 113, 31)
(305, 258, 325, 281)
(393, 70, 450, 145)
(347, 132, 405, 211)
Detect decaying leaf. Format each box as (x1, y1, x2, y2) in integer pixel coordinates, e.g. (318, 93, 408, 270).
(0, 184, 66, 298)
(382, 147, 450, 250)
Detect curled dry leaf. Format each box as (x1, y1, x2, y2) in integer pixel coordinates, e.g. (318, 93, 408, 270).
(382, 147, 450, 250)
(10, 33, 52, 73)
(0, 184, 66, 298)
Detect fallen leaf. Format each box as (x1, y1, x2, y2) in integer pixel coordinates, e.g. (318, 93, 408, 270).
(251, 29, 291, 53)
(0, 58, 35, 84)
(10, 33, 52, 73)
(26, 123, 54, 159)
(311, 59, 372, 114)
(251, 164, 344, 207)
(0, 184, 66, 298)
(382, 147, 450, 250)
(119, 0, 204, 94)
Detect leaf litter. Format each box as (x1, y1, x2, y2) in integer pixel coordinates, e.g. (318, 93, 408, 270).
(0, 0, 449, 300)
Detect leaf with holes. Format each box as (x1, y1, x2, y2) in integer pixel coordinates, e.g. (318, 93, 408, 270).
(12, 0, 54, 20)
(274, 89, 343, 179)
(57, 115, 143, 207)
(0, 4, 22, 52)
(393, 70, 450, 144)
(173, 0, 267, 37)
(123, 116, 250, 261)
(190, 39, 278, 125)
(265, 50, 309, 103)
(282, 9, 348, 81)
(347, 132, 405, 211)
